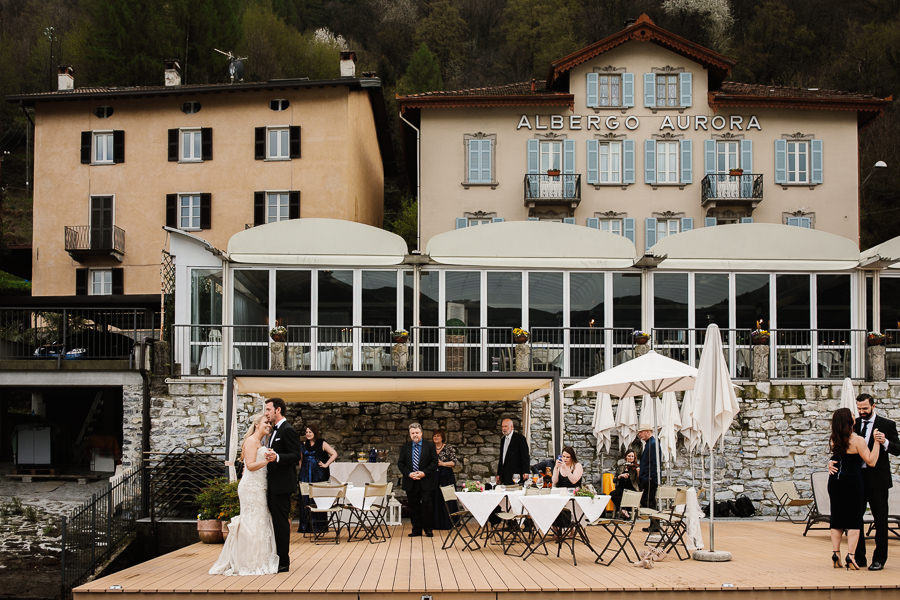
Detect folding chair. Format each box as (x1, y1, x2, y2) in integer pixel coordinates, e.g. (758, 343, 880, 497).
(347, 482, 391, 543)
(308, 482, 347, 544)
(440, 485, 478, 550)
(803, 472, 831, 536)
(772, 480, 814, 523)
(497, 488, 539, 557)
(593, 489, 641, 566)
(865, 485, 900, 540)
(298, 481, 311, 537)
(654, 489, 690, 560)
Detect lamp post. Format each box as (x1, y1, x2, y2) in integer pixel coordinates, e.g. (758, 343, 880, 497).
(862, 160, 887, 187)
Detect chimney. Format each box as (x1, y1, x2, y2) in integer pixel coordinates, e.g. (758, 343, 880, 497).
(164, 60, 182, 87)
(339, 51, 357, 78)
(57, 65, 74, 91)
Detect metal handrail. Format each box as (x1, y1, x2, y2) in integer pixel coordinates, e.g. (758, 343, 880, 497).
(64, 225, 126, 254)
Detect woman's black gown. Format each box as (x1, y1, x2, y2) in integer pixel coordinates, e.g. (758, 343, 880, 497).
(432, 444, 457, 530)
(827, 451, 864, 530)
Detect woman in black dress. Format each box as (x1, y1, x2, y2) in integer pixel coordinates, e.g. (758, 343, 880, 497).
(551, 446, 584, 488)
(431, 429, 458, 530)
(297, 424, 337, 533)
(609, 450, 639, 517)
(828, 408, 880, 569)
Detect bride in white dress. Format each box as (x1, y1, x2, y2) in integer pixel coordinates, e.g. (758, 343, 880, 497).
(209, 413, 280, 576)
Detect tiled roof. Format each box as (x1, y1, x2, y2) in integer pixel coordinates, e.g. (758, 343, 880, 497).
(400, 80, 552, 98)
(716, 81, 886, 102)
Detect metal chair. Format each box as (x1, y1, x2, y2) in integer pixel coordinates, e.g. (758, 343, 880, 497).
(803, 471, 831, 535)
(308, 482, 347, 544)
(772, 480, 814, 523)
(348, 482, 391, 543)
(440, 485, 477, 550)
(593, 488, 641, 566)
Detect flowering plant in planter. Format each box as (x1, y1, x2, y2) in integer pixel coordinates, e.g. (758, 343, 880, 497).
(632, 330, 650, 344)
(512, 327, 529, 343)
(391, 329, 409, 343)
(269, 325, 287, 342)
(867, 331, 886, 346)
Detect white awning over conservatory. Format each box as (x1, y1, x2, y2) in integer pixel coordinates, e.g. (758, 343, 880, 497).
(426, 221, 637, 268)
(649, 223, 860, 271)
(860, 235, 900, 270)
(226, 218, 409, 266)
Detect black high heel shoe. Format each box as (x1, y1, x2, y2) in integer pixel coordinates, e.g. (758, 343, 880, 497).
(832, 552, 842, 568)
(845, 554, 859, 570)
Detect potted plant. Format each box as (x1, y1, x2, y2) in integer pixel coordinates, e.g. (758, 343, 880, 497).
(750, 328, 770, 345)
(512, 327, 529, 344)
(219, 480, 240, 540)
(391, 329, 409, 344)
(729, 168, 744, 176)
(269, 325, 287, 342)
(867, 331, 886, 346)
(195, 477, 227, 543)
(633, 330, 650, 345)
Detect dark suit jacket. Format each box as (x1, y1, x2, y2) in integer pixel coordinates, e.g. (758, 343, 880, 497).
(639, 437, 659, 485)
(858, 414, 900, 489)
(266, 420, 302, 495)
(497, 432, 530, 485)
(397, 440, 438, 492)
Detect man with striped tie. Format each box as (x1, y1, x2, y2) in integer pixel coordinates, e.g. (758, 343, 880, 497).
(398, 422, 438, 537)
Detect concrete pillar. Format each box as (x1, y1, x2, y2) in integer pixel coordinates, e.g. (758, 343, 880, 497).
(270, 342, 285, 370)
(751, 345, 770, 382)
(515, 343, 531, 371)
(867, 345, 886, 381)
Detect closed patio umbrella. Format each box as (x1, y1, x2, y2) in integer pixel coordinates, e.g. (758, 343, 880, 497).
(614, 395, 638, 450)
(680, 389, 701, 485)
(591, 392, 616, 459)
(658, 392, 682, 478)
(840, 377, 858, 418)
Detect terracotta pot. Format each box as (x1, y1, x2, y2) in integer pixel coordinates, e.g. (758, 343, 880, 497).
(392, 335, 408, 344)
(867, 337, 885, 347)
(633, 335, 650, 345)
(197, 519, 224, 543)
(751, 334, 770, 346)
(514, 335, 529, 344)
(221, 519, 230, 541)
(270, 333, 286, 343)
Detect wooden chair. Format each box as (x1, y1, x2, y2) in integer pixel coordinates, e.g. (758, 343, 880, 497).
(348, 482, 391, 543)
(772, 480, 814, 523)
(440, 485, 477, 550)
(308, 482, 347, 544)
(592, 488, 641, 566)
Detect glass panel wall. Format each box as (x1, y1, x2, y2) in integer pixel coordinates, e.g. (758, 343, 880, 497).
(569, 272, 604, 376)
(232, 269, 269, 369)
(275, 270, 311, 368)
(612, 273, 640, 365)
(653, 272, 688, 361)
(189, 269, 223, 374)
(528, 272, 563, 372)
(882, 276, 900, 378)
(735, 274, 769, 332)
(318, 270, 353, 365)
(446, 271, 481, 370)
(694, 273, 729, 328)
(776, 274, 810, 377)
(816, 274, 851, 378)
(486, 271, 520, 371)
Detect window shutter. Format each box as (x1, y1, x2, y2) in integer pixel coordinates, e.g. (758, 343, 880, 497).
(705, 217, 717, 227)
(681, 217, 693, 232)
(199, 193, 211, 230)
(289, 126, 301, 158)
(811, 139, 823, 184)
(75, 268, 88, 296)
(289, 191, 300, 219)
(741, 217, 753, 223)
(481, 139, 492, 182)
(563, 139, 576, 198)
(586, 140, 599, 184)
(586, 217, 599, 229)
(111, 268, 124, 295)
(680, 139, 692, 184)
(168, 129, 178, 161)
(645, 217, 657, 250)
(740, 139, 753, 197)
(704, 139, 717, 197)
(787, 216, 799, 227)
(113, 130, 125, 163)
(254, 127, 265, 160)
(800, 217, 812, 228)
(774, 139, 787, 184)
(254, 191, 265, 225)
(623, 139, 635, 184)
(455, 217, 468, 229)
(528, 217, 539, 221)
(563, 217, 575, 224)
(166, 194, 177, 228)
(491, 217, 504, 223)
(622, 73, 634, 107)
(644, 140, 656, 184)
(623, 218, 635, 242)
(643, 73, 656, 107)
(81, 132, 91, 164)
(527, 139, 539, 173)
(467, 140, 479, 182)
(679, 72, 692, 107)
(201, 128, 213, 160)
(586, 72, 599, 107)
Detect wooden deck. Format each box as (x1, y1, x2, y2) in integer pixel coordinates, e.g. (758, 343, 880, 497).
(75, 520, 900, 599)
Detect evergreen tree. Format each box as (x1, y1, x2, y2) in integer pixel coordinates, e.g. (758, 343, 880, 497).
(397, 43, 443, 96)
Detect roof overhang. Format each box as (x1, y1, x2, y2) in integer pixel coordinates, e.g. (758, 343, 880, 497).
(860, 235, 900, 270)
(708, 92, 891, 128)
(398, 94, 573, 113)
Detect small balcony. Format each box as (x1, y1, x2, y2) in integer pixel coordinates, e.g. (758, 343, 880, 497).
(700, 173, 763, 209)
(65, 225, 125, 261)
(523, 173, 581, 209)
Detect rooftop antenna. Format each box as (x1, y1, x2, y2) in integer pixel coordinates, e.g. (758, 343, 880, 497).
(213, 48, 247, 83)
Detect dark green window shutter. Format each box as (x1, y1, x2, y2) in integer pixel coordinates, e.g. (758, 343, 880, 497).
(81, 132, 91, 164)
(166, 194, 177, 227)
(201, 128, 213, 160)
(200, 193, 211, 230)
(168, 129, 178, 161)
(289, 191, 300, 219)
(113, 130, 125, 163)
(289, 126, 301, 158)
(75, 268, 88, 295)
(111, 268, 124, 295)
(254, 127, 265, 160)
(254, 192, 265, 225)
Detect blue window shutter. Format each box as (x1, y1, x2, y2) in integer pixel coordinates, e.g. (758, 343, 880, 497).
(528, 217, 539, 221)
(645, 218, 657, 250)
(563, 217, 576, 225)
(455, 217, 468, 229)
(587, 217, 599, 229)
(467, 140, 479, 182)
(787, 217, 800, 227)
(741, 217, 753, 223)
(681, 217, 693, 232)
(811, 139, 823, 184)
(586, 72, 599, 107)
(527, 138, 539, 173)
(704, 139, 717, 197)
(622, 73, 634, 107)
(644, 140, 656, 184)
(680, 139, 692, 184)
(800, 217, 811, 228)
(774, 139, 787, 184)
(492, 217, 504, 223)
(480, 139, 493, 182)
(623, 139, 635, 184)
(679, 72, 692, 107)
(705, 217, 717, 227)
(623, 218, 635, 242)
(740, 139, 753, 197)
(586, 139, 599, 184)
(643, 73, 656, 107)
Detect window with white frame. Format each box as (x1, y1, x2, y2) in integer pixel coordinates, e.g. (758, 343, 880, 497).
(716, 140, 740, 172)
(91, 269, 112, 296)
(179, 194, 201, 230)
(656, 218, 681, 241)
(786, 140, 809, 183)
(267, 127, 290, 159)
(93, 132, 114, 163)
(655, 74, 678, 107)
(656, 140, 679, 183)
(600, 218, 623, 236)
(597, 74, 622, 107)
(181, 129, 202, 161)
(468, 217, 492, 226)
(267, 192, 290, 223)
(598, 141, 622, 183)
(540, 140, 562, 172)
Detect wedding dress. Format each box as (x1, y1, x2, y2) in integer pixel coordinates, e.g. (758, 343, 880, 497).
(209, 447, 280, 575)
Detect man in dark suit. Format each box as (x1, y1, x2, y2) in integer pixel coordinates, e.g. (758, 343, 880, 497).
(854, 393, 900, 571)
(397, 422, 438, 537)
(496, 418, 530, 486)
(637, 424, 660, 532)
(263, 397, 301, 572)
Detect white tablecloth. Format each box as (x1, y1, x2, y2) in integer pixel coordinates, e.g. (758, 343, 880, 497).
(198, 345, 242, 374)
(572, 495, 611, 523)
(329, 462, 389, 486)
(519, 495, 571, 534)
(455, 491, 506, 526)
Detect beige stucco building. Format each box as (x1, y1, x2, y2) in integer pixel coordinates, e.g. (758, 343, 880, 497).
(8, 62, 390, 298)
(398, 14, 888, 252)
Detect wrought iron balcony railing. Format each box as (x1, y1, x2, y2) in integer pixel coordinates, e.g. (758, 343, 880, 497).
(523, 173, 581, 207)
(65, 225, 126, 260)
(700, 173, 763, 208)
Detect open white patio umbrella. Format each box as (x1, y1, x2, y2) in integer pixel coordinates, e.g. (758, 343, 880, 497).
(614, 395, 638, 450)
(840, 377, 858, 418)
(691, 324, 740, 561)
(591, 392, 616, 459)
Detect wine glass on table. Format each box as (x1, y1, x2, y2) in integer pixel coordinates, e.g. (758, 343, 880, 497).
(512, 473, 520, 486)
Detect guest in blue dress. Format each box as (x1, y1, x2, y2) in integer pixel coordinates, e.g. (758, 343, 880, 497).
(297, 424, 337, 533)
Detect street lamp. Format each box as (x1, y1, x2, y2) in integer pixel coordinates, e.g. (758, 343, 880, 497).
(862, 160, 888, 187)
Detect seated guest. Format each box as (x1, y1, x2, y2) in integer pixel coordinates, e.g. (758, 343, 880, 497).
(609, 450, 639, 517)
(552, 446, 583, 488)
(297, 424, 337, 533)
(432, 429, 458, 530)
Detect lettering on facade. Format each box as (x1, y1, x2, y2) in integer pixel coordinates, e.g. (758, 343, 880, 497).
(516, 114, 762, 132)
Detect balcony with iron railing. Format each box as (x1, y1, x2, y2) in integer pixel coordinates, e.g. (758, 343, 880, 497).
(64, 225, 126, 261)
(523, 173, 581, 209)
(700, 173, 763, 209)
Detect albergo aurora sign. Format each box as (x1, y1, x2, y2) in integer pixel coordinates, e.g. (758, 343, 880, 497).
(516, 114, 762, 132)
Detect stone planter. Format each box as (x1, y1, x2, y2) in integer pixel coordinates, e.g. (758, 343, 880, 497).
(197, 519, 224, 543)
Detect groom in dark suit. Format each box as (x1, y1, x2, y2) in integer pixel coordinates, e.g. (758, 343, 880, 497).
(397, 422, 437, 537)
(854, 393, 900, 571)
(264, 397, 301, 572)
